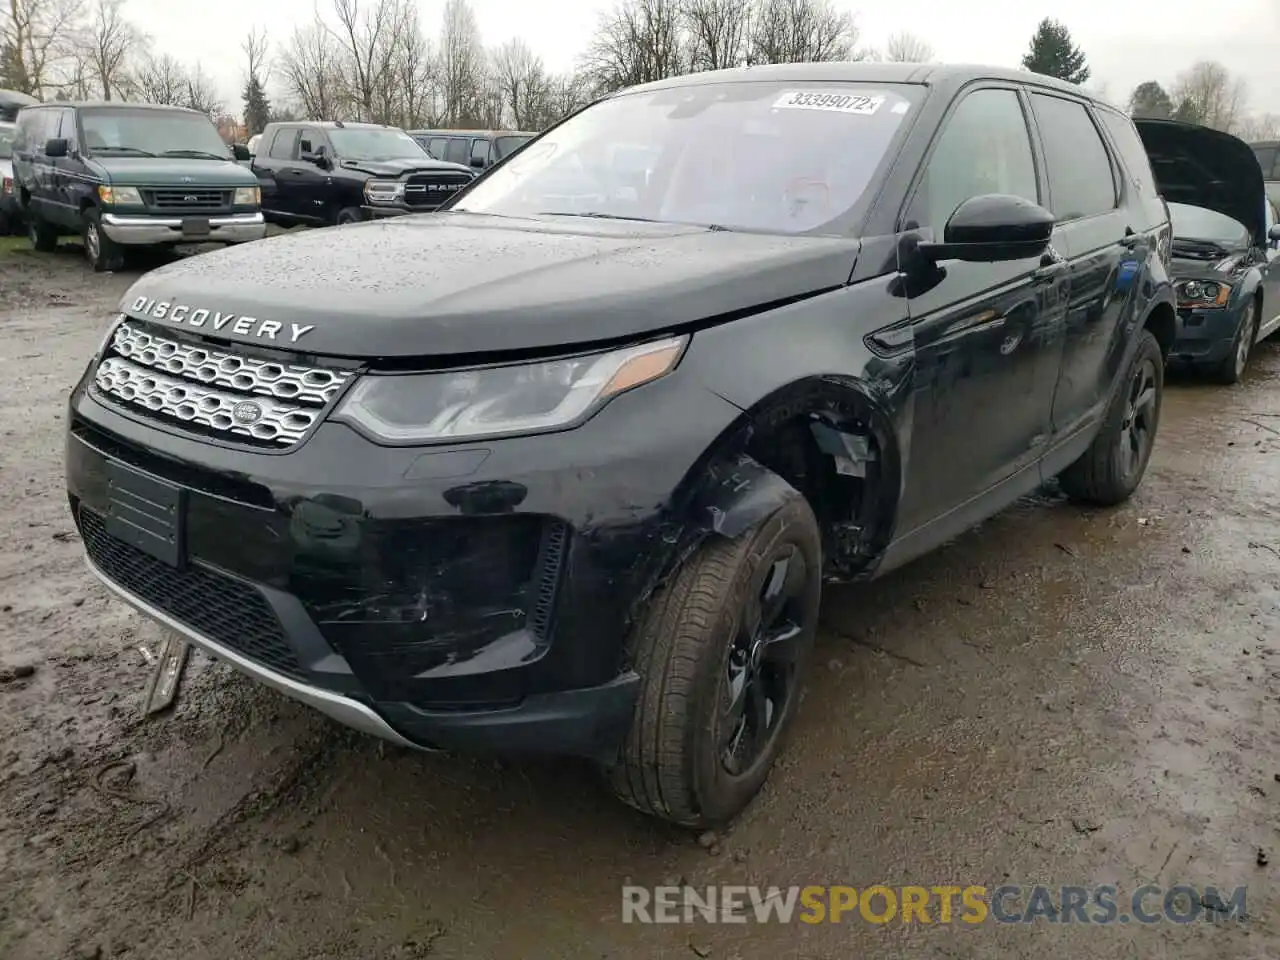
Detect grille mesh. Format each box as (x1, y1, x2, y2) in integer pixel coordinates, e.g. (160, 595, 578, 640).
(94, 321, 353, 449)
(80, 509, 306, 681)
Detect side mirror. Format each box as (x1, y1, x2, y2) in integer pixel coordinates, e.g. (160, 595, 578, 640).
(1269, 223, 1280, 244)
(44, 137, 67, 158)
(231, 143, 251, 161)
(918, 194, 1056, 264)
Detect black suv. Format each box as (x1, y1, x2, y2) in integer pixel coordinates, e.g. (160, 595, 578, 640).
(12, 102, 265, 270)
(250, 120, 475, 226)
(409, 128, 537, 171)
(66, 64, 1176, 828)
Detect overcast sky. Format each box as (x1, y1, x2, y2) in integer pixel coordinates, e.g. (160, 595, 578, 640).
(125, 0, 1280, 118)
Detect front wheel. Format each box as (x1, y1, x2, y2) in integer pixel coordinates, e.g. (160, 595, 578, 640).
(1208, 297, 1258, 385)
(334, 206, 365, 226)
(82, 208, 124, 272)
(603, 489, 822, 828)
(1058, 328, 1163, 506)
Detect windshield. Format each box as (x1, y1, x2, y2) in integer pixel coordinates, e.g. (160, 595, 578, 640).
(453, 81, 921, 234)
(81, 108, 231, 158)
(329, 127, 427, 161)
(1169, 202, 1250, 246)
(0, 123, 14, 159)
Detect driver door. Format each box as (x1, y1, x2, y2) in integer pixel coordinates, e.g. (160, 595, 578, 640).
(894, 84, 1069, 536)
(287, 126, 332, 223)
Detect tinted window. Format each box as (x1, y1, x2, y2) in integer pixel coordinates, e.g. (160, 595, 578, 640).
(1030, 93, 1117, 220)
(1097, 108, 1158, 199)
(1253, 145, 1277, 179)
(428, 137, 447, 158)
(911, 88, 1037, 232)
(268, 127, 297, 160)
(456, 82, 921, 234)
(470, 138, 490, 165)
(59, 108, 77, 147)
(494, 135, 533, 159)
(443, 137, 469, 165)
(298, 128, 324, 157)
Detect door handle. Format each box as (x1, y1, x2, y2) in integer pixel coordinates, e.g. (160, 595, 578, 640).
(1119, 227, 1140, 249)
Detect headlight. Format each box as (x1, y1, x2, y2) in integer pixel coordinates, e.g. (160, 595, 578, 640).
(332, 335, 688, 444)
(1178, 280, 1230, 306)
(97, 185, 142, 205)
(364, 180, 405, 204)
(234, 186, 260, 206)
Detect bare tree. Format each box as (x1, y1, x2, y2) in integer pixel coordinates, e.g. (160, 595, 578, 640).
(749, 0, 861, 64)
(883, 29, 932, 63)
(279, 15, 348, 120)
(541, 71, 593, 128)
(386, 13, 433, 126)
(182, 63, 221, 117)
(134, 52, 188, 105)
(682, 0, 748, 71)
(87, 0, 139, 99)
(1238, 112, 1280, 142)
(437, 0, 485, 124)
(1170, 60, 1248, 133)
(329, 0, 409, 122)
(582, 0, 685, 94)
(1, 0, 87, 95)
(491, 38, 550, 129)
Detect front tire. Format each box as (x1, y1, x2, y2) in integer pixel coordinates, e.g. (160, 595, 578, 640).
(334, 206, 364, 226)
(604, 489, 822, 828)
(82, 207, 124, 272)
(1208, 297, 1259, 385)
(1058, 328, 1163, 506)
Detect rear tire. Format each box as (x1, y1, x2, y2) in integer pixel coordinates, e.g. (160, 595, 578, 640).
(27, 210, 58, 252)
(603, 489, 822, 828)
(1208, 297, 1258, 385)
(1058, 328, 1163, 506)
(82, 207, 124, 272)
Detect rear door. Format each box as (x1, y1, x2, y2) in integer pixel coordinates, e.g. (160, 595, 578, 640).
(1027, 92, 1136, 440)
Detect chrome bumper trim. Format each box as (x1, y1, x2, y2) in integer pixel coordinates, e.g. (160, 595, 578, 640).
(100, 211, 266, 245)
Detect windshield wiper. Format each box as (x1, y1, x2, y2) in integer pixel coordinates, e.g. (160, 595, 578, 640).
(538, 211, 729, 230)
(159, 149, 230, 160)
(91, 146, 155, 156)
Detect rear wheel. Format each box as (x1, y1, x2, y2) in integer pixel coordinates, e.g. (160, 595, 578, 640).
(1058, 328, 1163, 506)
(603, 489, 822, 827)
(27, 209, 58, 252)
(1208, 297, 1259, 385)
(82, 207, 124, 272)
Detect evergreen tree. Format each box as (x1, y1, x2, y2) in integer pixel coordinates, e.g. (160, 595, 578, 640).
(1021, 18, 1091, 85)
(1128, 81, 1174, 120)
(242, 75, 271, 137)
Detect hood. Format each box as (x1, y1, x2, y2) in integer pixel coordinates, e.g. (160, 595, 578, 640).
(1135, 118, 1265, 245)
(338, 157, 473, 178)
(87, 156, 257, 187)
(118, 213, 861, 358)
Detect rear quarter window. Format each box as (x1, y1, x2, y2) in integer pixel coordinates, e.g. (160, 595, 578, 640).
(1096, 108, 1160, 201)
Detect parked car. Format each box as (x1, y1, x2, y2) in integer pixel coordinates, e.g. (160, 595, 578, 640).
(0, 120, 20, 235)
(409, 128, 536, 171)
(0, 88, 38, 123)
(251, 120, 475, 226)
(1140, 120, 1280, 383)
(66, 63, 1176, 828)
(1250, 140, 1280, 208)
(11, 102, 265, 271)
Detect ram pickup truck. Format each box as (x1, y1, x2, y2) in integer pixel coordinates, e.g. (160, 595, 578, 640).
(68, 63, 1177, 828)
(250, 120, 475, 226)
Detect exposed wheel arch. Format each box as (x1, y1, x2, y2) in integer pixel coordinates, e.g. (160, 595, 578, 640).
(1142, 300, 1176, 361)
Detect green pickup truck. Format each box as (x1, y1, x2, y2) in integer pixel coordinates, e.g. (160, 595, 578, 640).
(12, 101, 265, 271)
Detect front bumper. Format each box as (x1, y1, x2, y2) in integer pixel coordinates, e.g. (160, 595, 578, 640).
(65, 340, 741, 759)
(1170, 305, 1239, 364)
(101, 211, 266, 246)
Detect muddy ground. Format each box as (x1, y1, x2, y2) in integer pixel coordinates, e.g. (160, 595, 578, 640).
(1, 237, 1278, 960)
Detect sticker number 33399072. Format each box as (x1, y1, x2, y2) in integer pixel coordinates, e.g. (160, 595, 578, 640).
(773, 90, 886, 115)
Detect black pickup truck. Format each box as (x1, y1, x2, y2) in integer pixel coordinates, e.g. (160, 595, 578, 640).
(250, 120, 475, 226)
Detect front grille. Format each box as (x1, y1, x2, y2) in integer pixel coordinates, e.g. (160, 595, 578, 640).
(403, 173, 471, 208)
(143, 188, 232, 212)
(79, 509, 306, 681)
(93, 321, 353, 449)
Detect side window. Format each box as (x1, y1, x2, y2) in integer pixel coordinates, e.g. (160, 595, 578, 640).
(297, 128, 324, 157)
(1029, 93, 1118, 221)
(428, 137, 447, 158)
(1254, 146, 1277, 180)
(267, 128, 297, 160)
(470, 138, 490, 166)
(59, 108, 77, 148)
(444, 137, 468, 165)
(909, 87, 1038, 232)
(1096, 108, 1158, 200)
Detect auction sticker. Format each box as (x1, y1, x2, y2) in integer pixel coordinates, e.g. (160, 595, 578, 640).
(773, 90, 886, 115)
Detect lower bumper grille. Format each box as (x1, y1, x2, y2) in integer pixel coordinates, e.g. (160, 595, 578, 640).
(79, 508, 306, 681)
